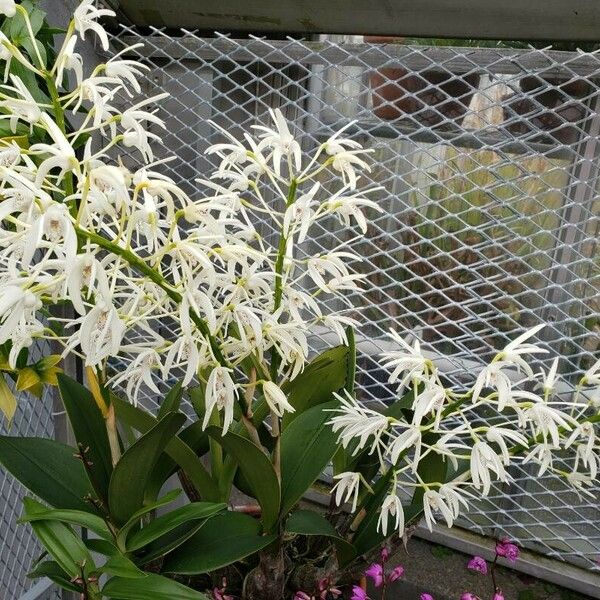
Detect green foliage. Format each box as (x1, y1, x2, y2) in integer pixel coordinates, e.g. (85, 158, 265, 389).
(286, 509, 356, 563)
(22, 498, 95, 579)
(112, 393, 219, 501)
(207, 427, 280, 531)
(281, 344, 349, 428)
(163, 511, 277, 574)
(28, 560, 83, 593)
(126, 502, 226, 552)
(58, 374, 113, 501)
(280, 400, 340, 517)
(0, 435, 95, 512)
(103, 573, 210, 599)
(108, 412, 186, 524)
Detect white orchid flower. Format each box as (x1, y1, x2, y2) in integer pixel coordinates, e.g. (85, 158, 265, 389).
(202, 366, 237, 435)
(73, 0, 116, 50)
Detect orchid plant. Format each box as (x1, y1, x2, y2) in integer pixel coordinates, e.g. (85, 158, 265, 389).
(0, 2, 598, 600)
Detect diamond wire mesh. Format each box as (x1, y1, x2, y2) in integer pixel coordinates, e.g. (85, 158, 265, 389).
(101, 28, 600, 574)
(0, 342, 57, 598)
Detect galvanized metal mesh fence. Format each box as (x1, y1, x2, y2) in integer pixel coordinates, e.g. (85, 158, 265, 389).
(0, 343, 57, 598)
(101, 28, 600, 575)
(3, 26, 600, 598)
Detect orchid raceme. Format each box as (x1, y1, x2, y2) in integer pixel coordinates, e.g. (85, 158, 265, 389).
(0, 0, 376, 418)
(328, 327, 600, 536)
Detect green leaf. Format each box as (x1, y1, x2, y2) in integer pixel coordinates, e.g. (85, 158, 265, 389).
(126, 502, 226, 552)
(0, 436, 95, 512)
(58, 373, 113, 502)
(108, 412, 185, 525)
(27, 560, 82, 593)
(20, 37, 47, 67)
(8, 1, 45, 40)
(98, 554, 146, 579)
(23, 498, 94, 578)
(158, 381, 184, 418)
(281, 346, 348, 427)
(85, 538, 119, 557)
(116, 489, 182, 548)
(19, 507, 112, 540)
(286, 509, 356, 563)
(407, 433, 447, 510)
(112, 395, 219, 501)
(134, 521, 206, 566)
(103, 573, 209, 599)
(207, 428, 280, 531)
(163, 511, 276, 574)
(280, 400, 339, 517)
(147, 420, 210, 501)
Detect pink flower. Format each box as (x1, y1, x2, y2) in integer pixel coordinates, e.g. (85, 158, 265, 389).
(420, 594, 434, 600)
(388, 565, 405, 583)
(365, 563, 384, 588)
(351, 586, 369, 600)
(294, 593, 312, 600)
(493, 591, 505, 600)
(381, 547, 391, 561)
(460, 594, 480, 600)
(467, 555, 488, 574)
(212, 589, 233, 600)
(495, 539, 520, 562)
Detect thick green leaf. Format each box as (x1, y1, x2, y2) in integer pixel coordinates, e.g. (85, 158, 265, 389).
(127, 502, 226, 551)
(112, 396, 219, 501)
(19, 507, 112, 540)
(280, 400, 339, 517)
(281, 346, 348, 427)
(134, 521, 206, 565)
(86, 538, 119, 557)
(163, 511, 276, 574)
(98, 554, 146, 578)
(207, 428, 280, 531)
(146, 421, 210, 501)
(7, 0, 45, 40)
(286, 509, 356, 563)
(58, 374, 113, 501)
(0, 436, 95, 512)
(116, 489, 182, 548)
(108, 412, 185, 525)
(158, 381, 184, 418)
(103, 573, 209, 599)
(27, 560, 82, 593)
(23, 498, 94, 578)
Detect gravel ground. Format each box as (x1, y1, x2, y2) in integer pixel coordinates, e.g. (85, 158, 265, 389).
(370, 537, 592, 600)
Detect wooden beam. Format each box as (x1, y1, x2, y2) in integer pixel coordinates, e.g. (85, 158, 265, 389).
(109, 0, 600, 41)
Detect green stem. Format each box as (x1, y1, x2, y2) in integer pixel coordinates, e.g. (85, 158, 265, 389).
(44, 73, 75, 217)
(270, 179, 297, 380)
(208, 406, 224, 484)
(73, 226, 228, 368)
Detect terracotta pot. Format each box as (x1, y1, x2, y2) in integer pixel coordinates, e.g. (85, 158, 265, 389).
(506, 75, 591, 144)
(365, 36, 479, 124)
